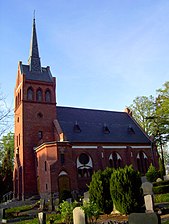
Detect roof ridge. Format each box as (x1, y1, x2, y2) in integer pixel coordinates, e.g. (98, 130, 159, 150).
(56, 105, 124, 113)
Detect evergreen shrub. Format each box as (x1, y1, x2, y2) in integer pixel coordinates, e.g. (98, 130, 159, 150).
(146, 164, 159, 182)
(110, 165, 142, 214)
(89, 167, 114, 214)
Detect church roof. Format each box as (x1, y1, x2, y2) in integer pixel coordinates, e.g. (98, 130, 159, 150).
(56, 106, 151, 144)
(21, 64, 53, 82)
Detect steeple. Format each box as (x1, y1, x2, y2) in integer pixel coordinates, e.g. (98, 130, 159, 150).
(28, 15, 41, 72)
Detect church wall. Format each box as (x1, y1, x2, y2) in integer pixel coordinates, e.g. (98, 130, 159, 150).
(36, 143, 159, 199)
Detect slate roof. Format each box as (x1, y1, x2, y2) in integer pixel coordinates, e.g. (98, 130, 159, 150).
(21, 64, 53, 82)
(56, 106, 151, 144)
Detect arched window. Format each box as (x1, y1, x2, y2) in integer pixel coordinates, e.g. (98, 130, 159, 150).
(45, 89, 51, 102)
(36, 88, 42, 102)
(27, 87, 33, 101)
(77, 153, 93, 178)
(19, 89, 21, 103)
(137, 151, 149, 174)
(18, 92, 20, 105)
(109, 152, 122, 169)
(15, 96, 17, 108)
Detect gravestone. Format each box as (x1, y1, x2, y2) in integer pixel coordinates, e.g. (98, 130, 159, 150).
(128, 213, 160, 224)
(144, 195, 154, 213)
(73, 207, 86, 224)
(0, 208, 6, 219)
(40, 198, 45, 211)
(38, 212, 46, 224)
(48, 197, 54, 211)
(141, 181, 154, 213)
(66, 198, 72, 203)
(141, 182, 153, 195)
(164, 175, 169, 180)
(83, 191, 89, 203)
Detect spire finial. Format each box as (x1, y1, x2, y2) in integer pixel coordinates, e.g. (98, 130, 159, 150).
(28, 14, 42, 72)
(33, 10, 35, 20)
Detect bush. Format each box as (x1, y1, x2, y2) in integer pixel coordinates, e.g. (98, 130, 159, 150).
(89, 167, 114, 214)
(153, 185, 169, 194)
(146, 164, 159, 182)
(110, 165, 143, 214)
(58, 201, 78, 224)
(81, 201, 100, 223)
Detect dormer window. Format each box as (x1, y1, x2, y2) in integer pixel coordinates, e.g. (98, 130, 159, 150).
(103, 123, 110, 134)
(73, 121, 81, 133)
(128, 125, 135, 134)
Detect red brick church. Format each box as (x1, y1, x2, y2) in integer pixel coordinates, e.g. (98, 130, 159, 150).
(13, 18, 159, 200)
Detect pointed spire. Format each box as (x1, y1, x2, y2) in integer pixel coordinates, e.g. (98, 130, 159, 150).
(28, 13, 42, 72)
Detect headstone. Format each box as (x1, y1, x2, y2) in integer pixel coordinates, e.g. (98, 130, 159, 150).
(66, 198, 72, 203)
(144, 195, 154, 213)
(141, 181, 154, 213)
(83, 191, 89, 203)
(40, 198, 45, 211)
(0, 208, 6, 219)
(38, 212, 46, 224)
(141, 176, 148, 183)
(141, 182, 153, 195)
(73, 207, 86, 224)
(164, 175, 169, 180)
(128, 213, 160, 224)
(48, 197, 54, 211)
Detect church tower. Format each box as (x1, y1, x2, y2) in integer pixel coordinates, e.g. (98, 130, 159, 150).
(13, 18, 56, 200)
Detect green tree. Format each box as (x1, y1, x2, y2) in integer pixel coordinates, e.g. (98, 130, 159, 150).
(89, 168, 114, 214)
(0, 132, 14, 198)
(128, 95, 155, 134)
(128, 81, 169, 174)
(110, 165, 142, 214)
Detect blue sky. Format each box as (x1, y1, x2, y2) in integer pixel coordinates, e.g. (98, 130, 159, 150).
(0, 0, 169, 112)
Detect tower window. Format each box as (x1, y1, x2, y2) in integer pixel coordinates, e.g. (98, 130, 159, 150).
(36, 88, 42, 102)
(38, 131, 43, 140)
(45, 161, 47, 171)
(15, 96, 17, 108)
(60, 153, 65, 165)
(37, 112, 43, 118)
(27, 87, 33, 101)
(19, 134, 20, 146)
(19, 89, 21, 103)
(45, 90, 51, 102)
